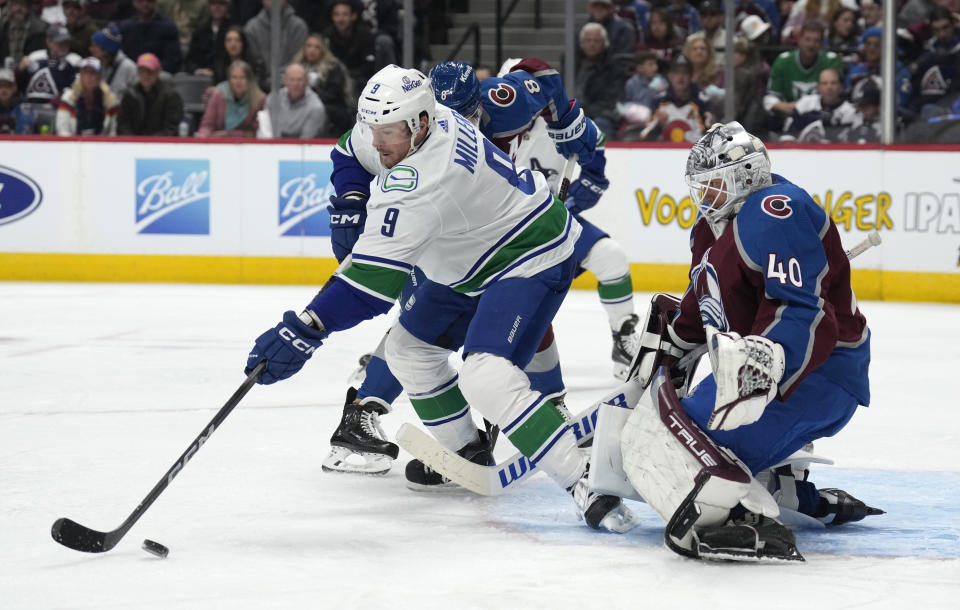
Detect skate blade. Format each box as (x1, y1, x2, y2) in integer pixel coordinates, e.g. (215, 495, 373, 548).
(322, 447, 392, 475)
(404, 480, 466, 493)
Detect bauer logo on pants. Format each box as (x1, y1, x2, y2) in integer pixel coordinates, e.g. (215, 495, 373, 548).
(278, 160, 333, 237)
(0, 165, 43, 226)
(135, 159, 210, 234)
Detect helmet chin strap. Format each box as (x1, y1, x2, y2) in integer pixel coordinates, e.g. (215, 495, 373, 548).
(406, 118, 429, 158)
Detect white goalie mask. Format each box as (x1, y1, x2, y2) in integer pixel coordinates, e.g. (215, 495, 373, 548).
(684, 122, 772, 237)
(357, 64, 436, 158)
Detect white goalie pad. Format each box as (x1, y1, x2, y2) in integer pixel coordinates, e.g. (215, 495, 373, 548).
(620, 369, 779, 548)
(587, 402, 644, 502)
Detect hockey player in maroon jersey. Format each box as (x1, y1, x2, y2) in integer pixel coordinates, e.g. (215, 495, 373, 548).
(621, 121, 882, 561)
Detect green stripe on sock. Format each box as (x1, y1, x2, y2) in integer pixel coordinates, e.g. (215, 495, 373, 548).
(505, 401, 567, 457)
(410, 385, 468, 422)
(598, 275, 633, 301)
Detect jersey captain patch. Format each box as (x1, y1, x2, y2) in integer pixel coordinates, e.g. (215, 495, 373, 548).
(761, 194, 793, 219)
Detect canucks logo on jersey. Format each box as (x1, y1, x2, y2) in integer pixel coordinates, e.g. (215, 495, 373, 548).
(382, 166, 419, 192)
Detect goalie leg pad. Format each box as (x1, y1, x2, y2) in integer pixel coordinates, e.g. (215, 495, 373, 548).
(621, 369, 779, 554)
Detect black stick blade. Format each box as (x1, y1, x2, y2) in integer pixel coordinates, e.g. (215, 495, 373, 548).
(51, 518, 114, 553)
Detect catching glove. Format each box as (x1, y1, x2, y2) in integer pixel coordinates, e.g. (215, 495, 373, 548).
(706, 327, 785, 431)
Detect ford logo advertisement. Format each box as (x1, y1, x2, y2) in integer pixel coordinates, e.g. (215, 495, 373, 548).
(135, 159, 210, 235)
(278, 160, 333, 237)
(0, 166, 43, 226)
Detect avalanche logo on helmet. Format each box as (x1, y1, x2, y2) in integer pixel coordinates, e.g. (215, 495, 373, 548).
(487, 83, 517, 107)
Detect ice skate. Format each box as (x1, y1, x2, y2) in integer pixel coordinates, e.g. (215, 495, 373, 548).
(695, 510, 804, 562)
(815, 488, 885, 526)
(611, 314, 641, 381)
(570, 466, 638, 533)
(322, 387, 399, 475)
(405, 429, 494, 491)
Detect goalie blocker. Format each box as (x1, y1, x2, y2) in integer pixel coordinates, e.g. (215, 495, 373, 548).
(620, 367, 803, 562)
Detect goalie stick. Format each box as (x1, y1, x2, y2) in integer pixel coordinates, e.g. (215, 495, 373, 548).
(51, 361, 266, 553)
(845, 230, 882, 260)
(396, 378, 644, 496)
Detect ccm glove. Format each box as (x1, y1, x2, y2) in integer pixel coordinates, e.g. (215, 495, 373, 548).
(328, 194, 367, 263)
(246, 310, 327, 384)
(565, 170, 609, 215)
(546, 101, 598, 165)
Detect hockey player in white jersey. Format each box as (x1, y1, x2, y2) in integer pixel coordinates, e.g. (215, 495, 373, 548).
(321, 59, 607, 477)
(245, 65, 634, 532)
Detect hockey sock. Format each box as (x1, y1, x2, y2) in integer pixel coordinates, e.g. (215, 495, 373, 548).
(408, 380, 478, 450)
(598, 275, 635, 330)
(461, 353, 582, 487)
(524, 336, 564, 396)
(356, 355, 404, 411)
(580, 237, 635, 329)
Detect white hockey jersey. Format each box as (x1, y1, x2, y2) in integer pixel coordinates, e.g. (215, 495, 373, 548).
(511, 117, 579, 194)
(334, 105, 582, 302)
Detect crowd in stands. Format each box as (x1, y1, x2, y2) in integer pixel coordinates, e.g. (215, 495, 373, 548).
(0, 0, 419, 137)
(577, 0, 960, 143)
(0, 0, 957, 143)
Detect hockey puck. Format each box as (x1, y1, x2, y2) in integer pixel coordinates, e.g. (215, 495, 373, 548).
(142, 539, 169, 558)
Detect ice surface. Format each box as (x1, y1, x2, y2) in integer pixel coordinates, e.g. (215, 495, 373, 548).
(2, 283, 958, 609)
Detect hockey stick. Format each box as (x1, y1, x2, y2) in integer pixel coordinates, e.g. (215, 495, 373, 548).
(396, 378, 645, 495)
(845, 230, 882, 260)
(556, 153, 579, 201)
(51, 361, 266, 553)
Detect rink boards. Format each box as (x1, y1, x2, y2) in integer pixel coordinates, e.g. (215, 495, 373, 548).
(0, 137, 957, 302)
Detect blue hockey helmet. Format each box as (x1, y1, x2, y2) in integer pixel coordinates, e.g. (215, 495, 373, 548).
(428, 61, 482, 121)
